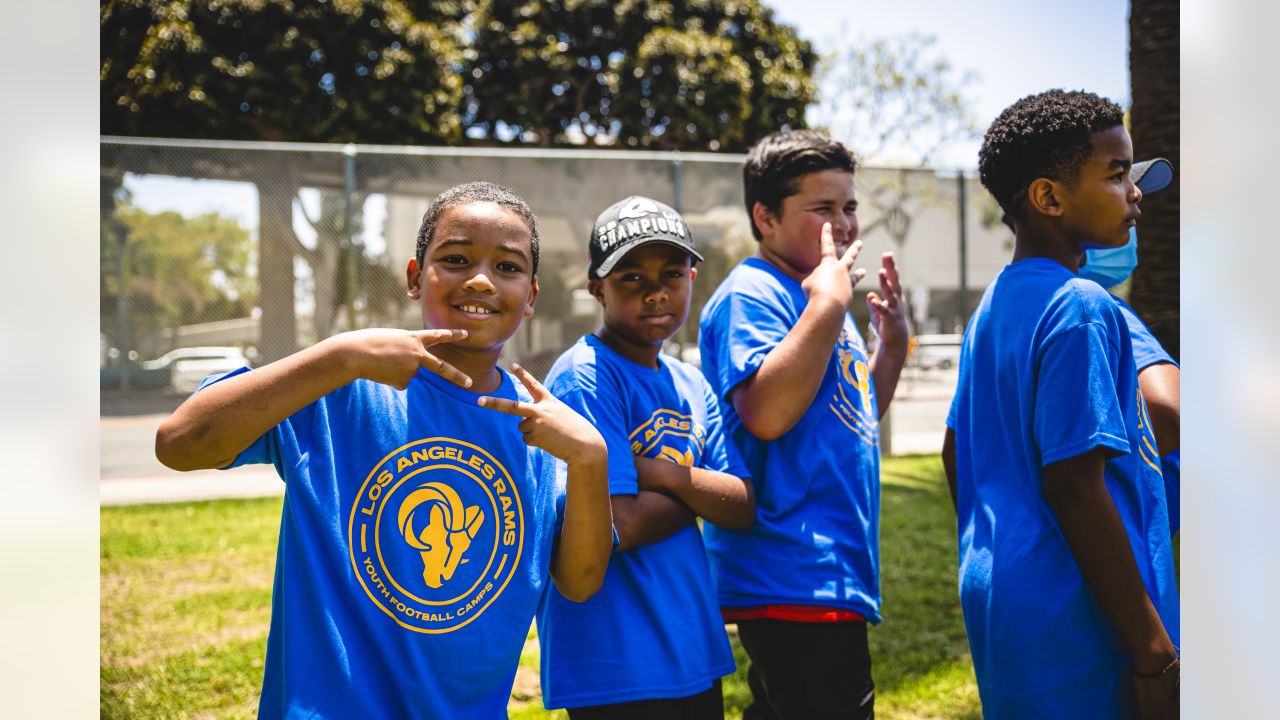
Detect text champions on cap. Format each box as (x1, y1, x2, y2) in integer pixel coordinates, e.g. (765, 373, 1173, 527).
(594, 214, 689, 252)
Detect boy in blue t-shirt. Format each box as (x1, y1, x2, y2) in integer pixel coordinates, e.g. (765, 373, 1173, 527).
(698, 131, 911, 719)
(1078, 157, 1181, 536)
(942, 91, 1179, 719)
(155, 182, 613, 720)
(538, 196, 755, 719)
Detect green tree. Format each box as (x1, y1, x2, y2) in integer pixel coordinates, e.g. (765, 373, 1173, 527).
(818, 33, 979, 167)
(464, 0, 818, 151)
(101, 207, 257, 356)
(1127, 0, 1179, 359)
(101, 0, 467, 143)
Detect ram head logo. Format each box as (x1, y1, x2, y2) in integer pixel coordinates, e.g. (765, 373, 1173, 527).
(840, 345, 874, 416)
(659, 446, 695, 467)
(398, 482, 484, 589)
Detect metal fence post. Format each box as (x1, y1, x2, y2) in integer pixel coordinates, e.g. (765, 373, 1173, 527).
(114, 220, 131, 390)
(343, 144, 358, 330)
(671, 154, 683, 213)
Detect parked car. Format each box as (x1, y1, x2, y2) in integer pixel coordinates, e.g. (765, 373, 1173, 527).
(162, 346, 252, 392)
(101, 346, 251, 392)
(908, 334, 963, 371)
(99, 359, 172, 391)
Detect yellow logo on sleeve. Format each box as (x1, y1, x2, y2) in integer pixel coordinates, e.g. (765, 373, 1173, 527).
(1135, 389, 1163, 476)
(347, 438, 523, 634)
(629, 409, 706, 464)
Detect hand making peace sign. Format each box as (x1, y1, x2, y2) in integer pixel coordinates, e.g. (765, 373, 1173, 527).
(477, 364, 607, 466)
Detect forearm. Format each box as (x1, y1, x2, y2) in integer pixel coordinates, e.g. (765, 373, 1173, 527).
(634, 456, 754, 530)
(551, 455, 613, 601)
(869, 341, 908, 418)
(1138, 363, 1180, 454)
(733, 295, 846, 440)
(942, 427, 958, 513)
(611, 491, 696, 552)
(155, 336, 357, 471)
(1043, 451, 1176, 673)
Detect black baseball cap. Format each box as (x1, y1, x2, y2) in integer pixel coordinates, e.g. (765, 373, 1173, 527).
(1132, 158, 1173, 194)
(588, 196, 703, 279)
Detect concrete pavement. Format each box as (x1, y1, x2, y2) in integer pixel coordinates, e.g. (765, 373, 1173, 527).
(100, 413, 284, 506)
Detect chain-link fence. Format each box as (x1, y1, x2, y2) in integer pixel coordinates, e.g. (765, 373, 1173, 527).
(101, 137, 1011, 417)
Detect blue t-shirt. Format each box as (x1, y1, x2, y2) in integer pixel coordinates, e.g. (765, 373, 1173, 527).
(536, 334, 744, 708)
(1113, 294, 1181, 535)
(698, 256, 882, 621)
(209, 366, 565, 720)
(946, 259, 1179, 719)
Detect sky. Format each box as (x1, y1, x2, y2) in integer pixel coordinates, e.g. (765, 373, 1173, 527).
(123, 0, 1132, 219)
(771, 0, 1131, 168)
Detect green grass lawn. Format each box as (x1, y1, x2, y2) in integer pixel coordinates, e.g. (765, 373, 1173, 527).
(101, 455, 978, 719)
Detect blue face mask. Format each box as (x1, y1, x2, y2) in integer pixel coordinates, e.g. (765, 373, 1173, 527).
(1078, 228, 1138, 288)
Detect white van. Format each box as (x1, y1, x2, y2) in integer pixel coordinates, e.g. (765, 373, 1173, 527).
(909, 334, 963, 371)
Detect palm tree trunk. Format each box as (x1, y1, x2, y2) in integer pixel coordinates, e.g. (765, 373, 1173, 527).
(1128, 0, 1180, 360)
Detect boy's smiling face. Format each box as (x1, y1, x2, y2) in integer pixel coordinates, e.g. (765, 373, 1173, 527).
(407, 201, 538, 352)
(590, 243, 694, 355)
(756, 168, 859, 278)
(1056, 125, 1143, 249)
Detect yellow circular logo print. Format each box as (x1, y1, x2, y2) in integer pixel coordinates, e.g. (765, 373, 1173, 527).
(347, 438, 524, 634)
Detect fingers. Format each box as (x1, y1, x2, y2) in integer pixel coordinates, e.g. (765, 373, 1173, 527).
(866, 293, 884, 327)
(510, 363, 549, 401)
(818, 222, 835, 258)
(880, 252, 902, 298)
(476, 395, 533, 417)
(849, 267, 868, 288)
(475, 363, 550, 419)
(420, 352, 473, 388)
(840, 239, 864, 268)
(414, 328, 468, 346)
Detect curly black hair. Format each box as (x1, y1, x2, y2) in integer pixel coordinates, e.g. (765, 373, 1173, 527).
(414, 181, 541, 276)
(743, 130, 857, 241)
(978, 89, 1125, 222)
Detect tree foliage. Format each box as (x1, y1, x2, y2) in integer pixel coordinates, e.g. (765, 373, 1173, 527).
(817, 33, 978, 167)
(101, 205, 257, 353)
(101, 0, 818, 151)
(464, 0, 818, 151)
(101, 0, 468, 144)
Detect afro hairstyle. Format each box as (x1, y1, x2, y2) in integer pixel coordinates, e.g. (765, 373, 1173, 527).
(978, 89, 1125, 222)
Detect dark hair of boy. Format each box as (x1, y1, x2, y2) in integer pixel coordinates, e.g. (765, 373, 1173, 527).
(742, 130, 857, 241)
(416, 181, 542, 275)
(978, 89, 1125, 224)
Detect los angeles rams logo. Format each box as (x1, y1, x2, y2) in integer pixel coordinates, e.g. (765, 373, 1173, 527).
(347, 438, 523, 634)
(830, 328, 879, 445)
(630, 409, 706, 465)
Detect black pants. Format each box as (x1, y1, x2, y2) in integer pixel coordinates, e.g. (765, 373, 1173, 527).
(737, 619, 874, 720)
(566, 678, 724, 720)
